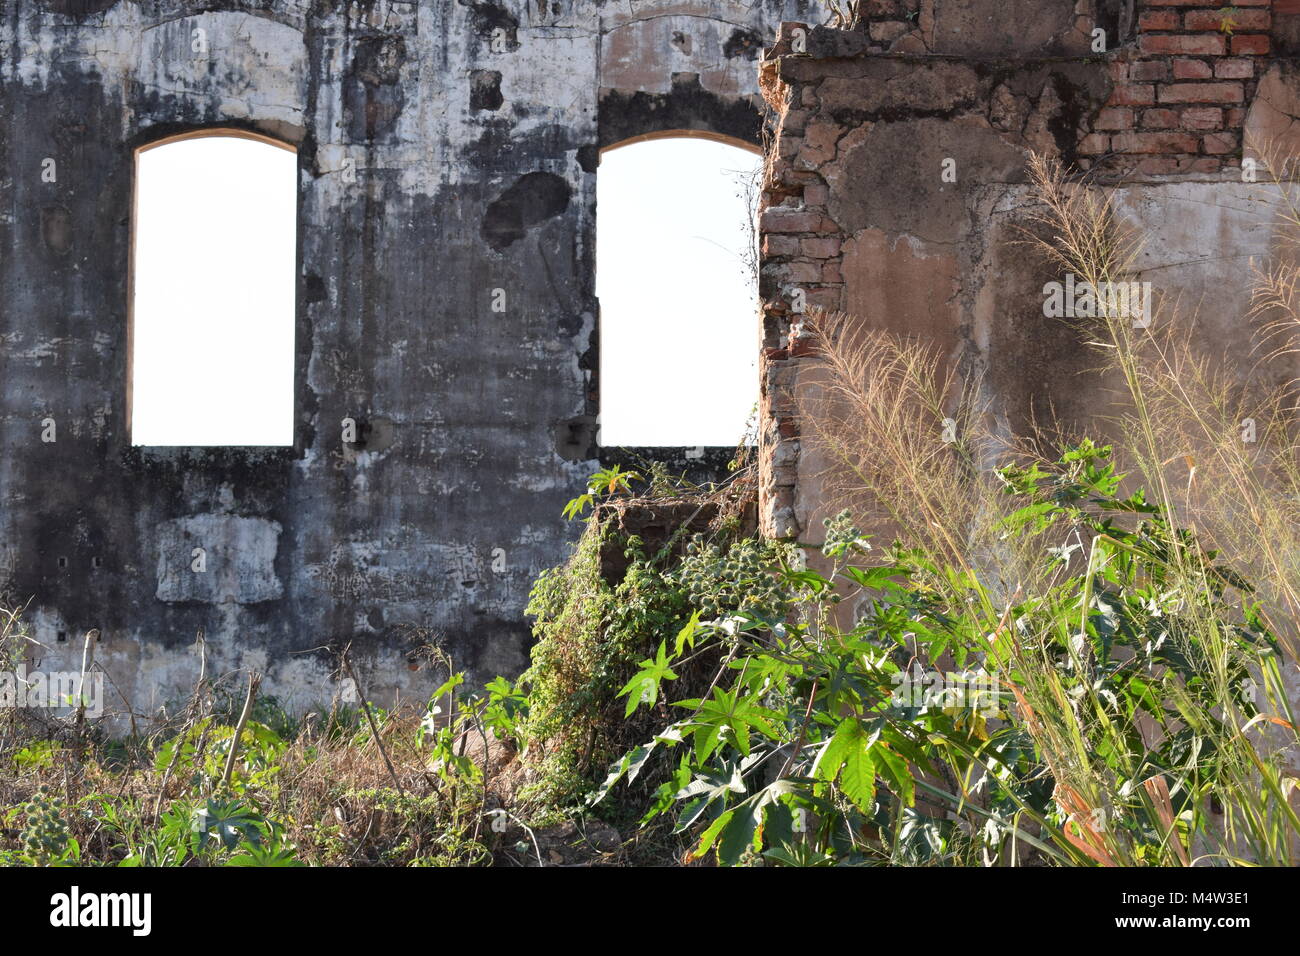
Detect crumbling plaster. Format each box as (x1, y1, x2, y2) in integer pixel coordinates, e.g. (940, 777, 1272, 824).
(755, 4, 1300, 545)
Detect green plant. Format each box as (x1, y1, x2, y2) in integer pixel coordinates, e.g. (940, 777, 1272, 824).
(520, 469, 773, 813)
(595, 441, 1298, 866)
(11, 740, 63, 771)
(94, 796, 189, 867)
(418, 668, 525, 793)
(13, 786, 79, 866)
(1019, 154, 1300, 864)
(561, 465, 642, 520)
(153, 717, 287, 795)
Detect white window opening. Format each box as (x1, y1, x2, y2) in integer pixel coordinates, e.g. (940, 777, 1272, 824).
(596, 135, 762, 447)
(130, 132, 297, 446)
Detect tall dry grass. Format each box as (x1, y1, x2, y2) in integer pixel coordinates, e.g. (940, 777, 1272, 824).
(1027, 152, 1300, 656)
(797, 152, 1300, 864)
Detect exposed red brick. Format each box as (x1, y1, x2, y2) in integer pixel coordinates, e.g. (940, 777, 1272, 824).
(1172, 59, 1213, 79)
(800, 236, 840, 258)
(1131, 61, 1170, 82)
(1203, 131, 1240, 154)
(788, 336, 818, 358)
(1140, 34, 1226, 55)
(771, 165, 804, 189)
(1078, 133, 1110, 155)
(1190, 157, 1224, 173)
(1185, 9, 1270, 31)
(1158, 82, 1244, 103)
(1111, 130, 1200, 154)
(804, 288, 841, 311)
(1225, 107, 1246, 126)
(1214, 59, 1256, 79)
(1181, 106, 1224, 130)
(1231, 35, 1270, 54)
(1110, 84, 1157, 106)
(1140, 108, 1181, 129)
(1095, 107, 1135, 130)
(868, 19, 912, 44)
(797, 121, 841, 166)
(781, 109, 811, 134)
(760, 208, 822, 233)
(1138, 10, 1179, 30)
(1277, 0, 1300, 13)
(784, 260, 821, 283)
(1134, 156, 1193, 176)
(763, 235, 800, 257)
(802, 183, 829, 206)
(1144, 0, 1263, 5)
(821, 261, 842, 283)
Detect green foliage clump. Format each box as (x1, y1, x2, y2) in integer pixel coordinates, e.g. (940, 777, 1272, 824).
(519, 488, 788, 810)
(17, 786, 77, 866)
(519, 518, 686, 806)
(674, 537, 795, 622)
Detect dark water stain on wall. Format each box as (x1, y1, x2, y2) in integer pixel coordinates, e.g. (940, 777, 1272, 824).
(481, 171, 571, 250)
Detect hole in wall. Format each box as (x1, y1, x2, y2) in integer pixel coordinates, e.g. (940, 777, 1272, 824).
(130, 131, 297, 447)
(596, 135, 761, 446)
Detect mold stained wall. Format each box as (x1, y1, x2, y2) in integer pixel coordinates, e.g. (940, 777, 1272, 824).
(0, 0, 814, 718)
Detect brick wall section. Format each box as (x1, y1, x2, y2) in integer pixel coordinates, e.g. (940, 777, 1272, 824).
(1086, 0, 1274, 174)
(757, 27, 845, 538)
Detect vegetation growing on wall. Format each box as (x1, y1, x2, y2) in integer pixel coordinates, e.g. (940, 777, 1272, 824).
(517, 464, 792, 814)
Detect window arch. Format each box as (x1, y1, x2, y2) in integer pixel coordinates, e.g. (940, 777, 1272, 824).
(596, 133, 762, 447)
(129, 130, 297, 446)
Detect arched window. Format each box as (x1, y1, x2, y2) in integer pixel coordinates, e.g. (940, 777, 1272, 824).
(596, 134, 762, 447)
(130, 131, 297, 446)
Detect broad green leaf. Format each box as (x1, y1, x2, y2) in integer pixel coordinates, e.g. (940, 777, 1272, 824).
(813, 717, 876, 813)
(618, 642, 678, 717)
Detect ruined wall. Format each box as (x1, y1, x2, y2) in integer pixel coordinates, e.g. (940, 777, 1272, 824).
(756, 1, 1300, 543)
(0, 0, 814, 719)
(7, 0, 1297, 724)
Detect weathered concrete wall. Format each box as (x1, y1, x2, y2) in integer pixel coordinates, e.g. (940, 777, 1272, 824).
(0, 0, 812, 719)
(755, 1, 1300, 543)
